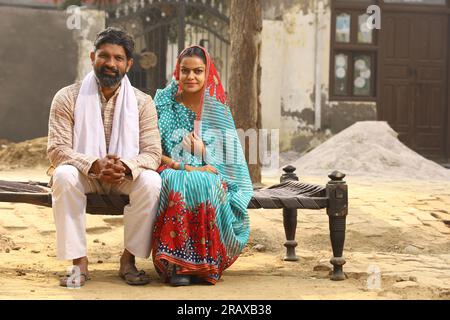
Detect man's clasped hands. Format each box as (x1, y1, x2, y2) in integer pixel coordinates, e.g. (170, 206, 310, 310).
(89, 155, 131, 184)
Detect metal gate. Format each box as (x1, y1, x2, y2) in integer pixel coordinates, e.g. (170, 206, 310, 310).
(105, 0, 230, 96)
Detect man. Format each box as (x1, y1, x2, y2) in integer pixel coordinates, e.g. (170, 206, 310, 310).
(47, 27, 162, 287)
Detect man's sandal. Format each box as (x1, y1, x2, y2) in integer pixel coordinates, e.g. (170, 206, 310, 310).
(119, 269, 150, 286)
(59, 273, 90, 287)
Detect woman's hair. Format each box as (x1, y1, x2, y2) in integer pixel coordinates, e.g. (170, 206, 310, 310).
(179, 46, 207, 65)
(94, 27, 135, 60)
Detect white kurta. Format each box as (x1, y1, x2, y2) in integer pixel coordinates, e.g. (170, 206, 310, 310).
(52, 165, 161, 260)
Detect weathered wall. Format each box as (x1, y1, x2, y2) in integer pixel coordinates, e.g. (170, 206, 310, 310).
(260, 20, 283, 131)
(260, 0, 377, 153)
(0, 6, 77, 142)
(0, 6, 104, 142)
(75, 9, 106, 81)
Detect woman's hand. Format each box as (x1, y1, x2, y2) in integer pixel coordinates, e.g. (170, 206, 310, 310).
(186, 164, 218, 174)
(182, 132, 205, 158)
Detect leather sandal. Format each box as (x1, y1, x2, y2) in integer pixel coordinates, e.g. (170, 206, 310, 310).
(59, 273, 90, 287)
(119, 269, 150, 286)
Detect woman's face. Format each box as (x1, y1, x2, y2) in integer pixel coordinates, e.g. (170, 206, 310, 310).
(179, 56, 206, 94)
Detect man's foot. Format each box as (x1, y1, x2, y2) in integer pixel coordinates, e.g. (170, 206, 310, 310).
(59, 256, 90, 287)
(118, 249, 150, 286)
(170, 265, 191, 287)
(119, 268, 150, 286)
(59, 273, 90, 287)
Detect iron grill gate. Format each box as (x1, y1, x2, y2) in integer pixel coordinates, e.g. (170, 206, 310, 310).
(105, 0, 230, 97)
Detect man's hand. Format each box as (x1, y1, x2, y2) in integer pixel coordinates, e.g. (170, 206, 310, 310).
(89, 156, 114, 175)
(90, 154, 131, 185)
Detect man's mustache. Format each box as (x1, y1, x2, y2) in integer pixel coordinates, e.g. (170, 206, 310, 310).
(100, 67, 119, 76)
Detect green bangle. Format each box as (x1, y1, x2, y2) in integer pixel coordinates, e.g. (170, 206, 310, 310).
(179, 162, 186, 170)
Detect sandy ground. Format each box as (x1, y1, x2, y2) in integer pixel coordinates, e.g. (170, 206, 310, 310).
(1, 167, 450, 300)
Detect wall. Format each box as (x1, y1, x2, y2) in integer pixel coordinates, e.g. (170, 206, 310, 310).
(75, 9, 106, 81)
(260, 0, 377, 153)
(0, 6, 104, 142)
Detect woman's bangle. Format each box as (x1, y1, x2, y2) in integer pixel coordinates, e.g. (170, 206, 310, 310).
(178, 162, 186, 170)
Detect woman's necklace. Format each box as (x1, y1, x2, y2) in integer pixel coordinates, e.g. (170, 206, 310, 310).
(181, 92, 200, 113)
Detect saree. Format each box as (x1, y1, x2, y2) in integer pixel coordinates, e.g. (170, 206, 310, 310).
(151, 46, 253, 284)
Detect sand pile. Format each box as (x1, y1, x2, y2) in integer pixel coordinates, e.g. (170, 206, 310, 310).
(0, 137, 50, 170)
(0, 139, 11, 146)
(291, 121, 450, 180)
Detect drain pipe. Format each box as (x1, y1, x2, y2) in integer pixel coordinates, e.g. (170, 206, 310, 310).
(314, 0, 322, 130)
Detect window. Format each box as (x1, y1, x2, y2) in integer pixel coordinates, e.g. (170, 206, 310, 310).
(336, 13, 351, 43)
(353, 53, 373, 96)
(330, 2, 378, 101)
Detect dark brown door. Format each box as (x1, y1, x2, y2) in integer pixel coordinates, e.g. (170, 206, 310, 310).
(380, 12, 448, 160)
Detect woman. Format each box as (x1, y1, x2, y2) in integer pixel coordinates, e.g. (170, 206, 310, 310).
(151, 45, 253, 286)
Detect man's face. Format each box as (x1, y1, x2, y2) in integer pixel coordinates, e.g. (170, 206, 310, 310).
(90, 43, 133, 88)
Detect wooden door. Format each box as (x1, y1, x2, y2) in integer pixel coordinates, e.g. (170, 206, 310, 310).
(380, 12, 448, 160)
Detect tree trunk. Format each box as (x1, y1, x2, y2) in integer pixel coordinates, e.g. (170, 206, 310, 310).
(228, 0, 262, 184)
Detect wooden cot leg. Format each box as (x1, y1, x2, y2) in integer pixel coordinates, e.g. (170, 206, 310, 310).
(283, 208, 299, 261)
(281, 165, 299, 261)
(326, 171, 348, 281)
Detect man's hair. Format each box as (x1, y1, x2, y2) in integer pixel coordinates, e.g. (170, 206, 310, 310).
(94, 27, 135, 60)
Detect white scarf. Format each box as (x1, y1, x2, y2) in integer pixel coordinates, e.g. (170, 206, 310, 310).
(73, 71, 139, 160)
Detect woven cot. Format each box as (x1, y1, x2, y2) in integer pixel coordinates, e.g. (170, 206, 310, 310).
(0, 166, 348, 281)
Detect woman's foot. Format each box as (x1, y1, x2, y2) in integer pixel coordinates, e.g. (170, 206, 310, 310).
(191, 275, 214, 285)
(170, 266, 191, 287)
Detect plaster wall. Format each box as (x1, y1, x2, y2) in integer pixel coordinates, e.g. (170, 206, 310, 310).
(0, 6, 105, 142)
(260, 0, 377, 153)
